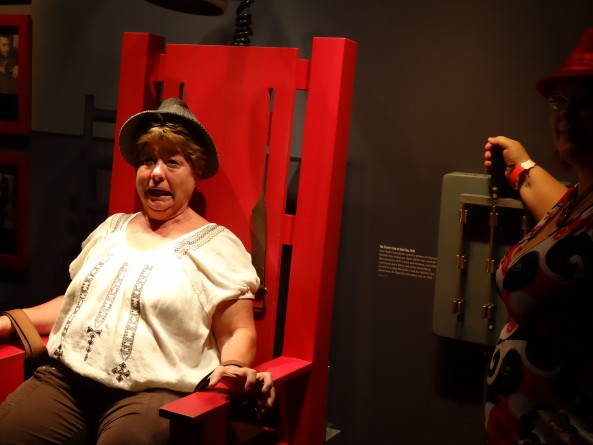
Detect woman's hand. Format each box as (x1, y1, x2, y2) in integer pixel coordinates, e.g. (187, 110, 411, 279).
(208, 364, 275, 410)
(484, 135, 568, 221)
(484, 136, 531, 177)
(210, 299, 275, 409)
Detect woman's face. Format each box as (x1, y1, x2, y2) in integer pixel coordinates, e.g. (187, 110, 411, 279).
(135, 140, 199, 221)
(550, 78, 593, 167)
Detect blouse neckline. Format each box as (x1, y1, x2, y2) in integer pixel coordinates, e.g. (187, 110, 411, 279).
(123, 212, 216, 252)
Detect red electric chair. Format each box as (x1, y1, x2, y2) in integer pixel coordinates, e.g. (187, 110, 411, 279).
(0, 33, 357, 445)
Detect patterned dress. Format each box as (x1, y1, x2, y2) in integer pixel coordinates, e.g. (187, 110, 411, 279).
(486, 185, 593, 444)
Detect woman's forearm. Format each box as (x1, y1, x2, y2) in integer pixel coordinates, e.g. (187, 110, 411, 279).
(218, 327, 257, 367)
(0, 295, 64, 339)
(518, 166, 568, 222)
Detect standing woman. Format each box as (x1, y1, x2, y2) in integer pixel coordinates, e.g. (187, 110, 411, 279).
(483, 29, 593, 444)
(0, 98, 274, 444)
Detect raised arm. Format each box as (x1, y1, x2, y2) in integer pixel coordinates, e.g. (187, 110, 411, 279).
(484, 136, 568, 222)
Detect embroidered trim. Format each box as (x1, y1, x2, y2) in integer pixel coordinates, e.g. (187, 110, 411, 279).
(107, 213, 134, 236)
(111, 264, 153, 383)
(84, 327, 102, 361)
(53, 254, 112, 360)
(83, 262, 129, 361)
(96, 262, 128, 327)
(174, 224, 224, 258)
(121, 264, 152, 360)
(112, 362, 131, 382)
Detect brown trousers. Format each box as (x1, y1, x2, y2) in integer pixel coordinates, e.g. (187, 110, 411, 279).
(0, 361, 184, 445)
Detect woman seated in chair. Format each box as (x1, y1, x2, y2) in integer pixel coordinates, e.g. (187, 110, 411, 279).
(0, 97, 274, 445)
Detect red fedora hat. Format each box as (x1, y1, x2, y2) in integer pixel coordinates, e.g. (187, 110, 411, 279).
(536, 28, 593, 97)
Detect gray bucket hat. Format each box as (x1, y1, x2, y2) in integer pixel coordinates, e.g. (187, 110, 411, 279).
(118, 97, 219, 179)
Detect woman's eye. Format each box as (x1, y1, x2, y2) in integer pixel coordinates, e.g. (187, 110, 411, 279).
(166, 158, 181, 166)
(141, 157, 155, 166)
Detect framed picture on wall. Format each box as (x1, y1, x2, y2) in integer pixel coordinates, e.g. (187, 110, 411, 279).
(0, 14, 31, 135)
(0, 151, 29, 269)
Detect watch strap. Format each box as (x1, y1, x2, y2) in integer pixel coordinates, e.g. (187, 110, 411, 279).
(508, 159, 537, 190)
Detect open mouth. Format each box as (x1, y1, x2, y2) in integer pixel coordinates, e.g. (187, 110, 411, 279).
(147, 188, 172, 198)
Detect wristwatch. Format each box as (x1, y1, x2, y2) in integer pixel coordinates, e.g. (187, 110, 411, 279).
(508, 159, 537, 190)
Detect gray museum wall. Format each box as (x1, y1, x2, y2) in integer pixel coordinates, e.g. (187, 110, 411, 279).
(0, 0, 591, 443)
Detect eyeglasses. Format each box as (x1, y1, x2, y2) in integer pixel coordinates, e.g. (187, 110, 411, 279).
(547, 94, 593, 113)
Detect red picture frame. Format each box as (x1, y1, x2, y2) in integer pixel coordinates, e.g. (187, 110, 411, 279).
(0, 151, 29, 269)
(0, 14, 31, 135)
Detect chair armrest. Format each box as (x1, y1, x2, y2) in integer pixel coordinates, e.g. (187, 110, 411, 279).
(160, 355, 312, 444)
(160, 390, 230, 445)
(0, 344, 26, 402)
(160, 355, 312, 421)
(255, 355, 312, 383)
(0, 343, 26, 360)
(0, 335, 49, 403)
(160, 390, 230, 421)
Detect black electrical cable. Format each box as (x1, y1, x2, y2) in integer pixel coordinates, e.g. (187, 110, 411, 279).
(232, 0, 254, 46)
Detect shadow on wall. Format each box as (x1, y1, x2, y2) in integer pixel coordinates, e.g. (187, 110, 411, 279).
(434, 336, 491, 405)
(0, 129, 113, 310)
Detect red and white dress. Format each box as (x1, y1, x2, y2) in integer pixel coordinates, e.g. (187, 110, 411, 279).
(486, 186, 593, 444)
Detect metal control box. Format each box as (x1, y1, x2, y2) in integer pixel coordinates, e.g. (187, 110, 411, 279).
(433, 173, 527, 345)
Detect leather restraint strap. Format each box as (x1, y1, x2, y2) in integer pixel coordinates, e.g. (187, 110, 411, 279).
(1, 309, 47, 359)
(251, 193, 268, 317)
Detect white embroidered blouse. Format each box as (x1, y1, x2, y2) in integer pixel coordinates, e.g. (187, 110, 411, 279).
(46, 213, 258, 392)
